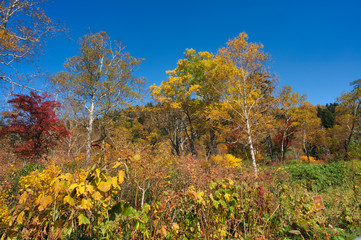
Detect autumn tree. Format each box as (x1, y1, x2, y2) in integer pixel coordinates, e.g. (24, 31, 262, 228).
(216, 33, 276, 178)
(336, 79, 361, 155)
(294, 102, 322, 163)
(149, 103, 187, 156)
(151, 49, 221, 156)
(0, 91, 70, 162)
(0, 0, 62, 88)
(52, 31, 145, 162)
(275, 85, 305, 163)
(60, 99, 87, 159)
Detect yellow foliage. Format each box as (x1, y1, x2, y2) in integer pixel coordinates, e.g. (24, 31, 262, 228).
(20, 165, 63, 196)
(36, 195, 53, 211)
(0, 188, 11, 227)
(97, 180, 112, 193)
(5, 163, 127, 238)
(300, 155, 317, 163)
(211, 154, 242, 168)
(255, 153, 264, 161)
(224, 154, 243, 168)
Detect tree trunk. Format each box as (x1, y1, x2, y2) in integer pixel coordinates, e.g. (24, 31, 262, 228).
(209, 127, 218, 155)
(184, 110, 197, 155)
(306, 148, 310, 164)
(86, 99, 95, 163)
(345, 102, 360, 157)
(246, 118, 257, 179)
(266, 133, 275, 162)
(281, 130, 287, 164)
(303, 129, 310, 163)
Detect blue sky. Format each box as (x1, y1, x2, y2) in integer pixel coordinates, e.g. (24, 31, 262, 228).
(30, 0, 361, 105)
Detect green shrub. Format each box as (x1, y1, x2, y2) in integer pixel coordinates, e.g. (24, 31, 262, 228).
(286, 161, 350, 192)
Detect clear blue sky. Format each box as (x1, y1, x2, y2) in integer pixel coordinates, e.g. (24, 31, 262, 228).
(32, 0, 361, 105)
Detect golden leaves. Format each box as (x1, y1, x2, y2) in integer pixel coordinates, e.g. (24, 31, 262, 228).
(19, 191, 28, 204)
(16, 211, 25, 225)
(118, 170, 125, 184)
(63, 195, 75, 206)
(112, 177, 119, 189)
(37, 195, 53, 211)
(210, 154, 243, 169)
(92, 191, 103, 201)
(80, 199, 92, 210)
(12, 163, 127, 227)
(97, 180, 112, 193)
(133, 154, 141, 161)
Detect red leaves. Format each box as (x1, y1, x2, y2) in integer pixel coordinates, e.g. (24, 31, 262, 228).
(0, 91, 70, 161)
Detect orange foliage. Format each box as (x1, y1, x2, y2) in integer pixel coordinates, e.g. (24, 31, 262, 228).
(300, 155, 325, 164)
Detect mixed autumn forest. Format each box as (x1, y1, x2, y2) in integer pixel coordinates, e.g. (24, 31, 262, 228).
(0, 0, 360, 239)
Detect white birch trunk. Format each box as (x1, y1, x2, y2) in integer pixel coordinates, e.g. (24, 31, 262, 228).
(281, 130, 286, 163)
(246, 118, 258, 179)
(86, 98, 95, 163)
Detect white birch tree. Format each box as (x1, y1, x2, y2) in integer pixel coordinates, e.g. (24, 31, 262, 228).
(217, 33, 276, 179)
(52, 31, 145, 163)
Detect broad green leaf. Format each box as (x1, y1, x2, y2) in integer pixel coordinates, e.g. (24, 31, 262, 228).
(78, 214, 90, 225)
(123, 203, 135, 217)
(219, 200, 227, 208)
(209, 182, 217, 190)
(212, 200, 219, 209)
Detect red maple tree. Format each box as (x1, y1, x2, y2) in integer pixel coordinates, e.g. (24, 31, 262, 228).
(0, 91, 70, 161)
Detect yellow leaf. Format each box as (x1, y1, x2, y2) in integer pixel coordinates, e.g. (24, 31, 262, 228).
(19, 191, 28, 204)
(170, 102, 181, 109)
(112, 176, 119, 189)
(81, 199, 92, 210)
(92, 191, 103, 201)
(133, 154, 141, 161)
(97, 180, 112, 193)
(118, 170, 125, 184)
(95, 169, 100, 178)
(38, 195, 53, 211)
(54, 181, 66, 194)
(77, 185, 85, 195)
(172, 222, 179, 232)
(62, 173, 73, 181)
(85, 184, 94, 193)
(69, 183, 78, 191)
(17, 211, 25, 224)
(63, 195, 75, 206)
(112, 162, 122, 169)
